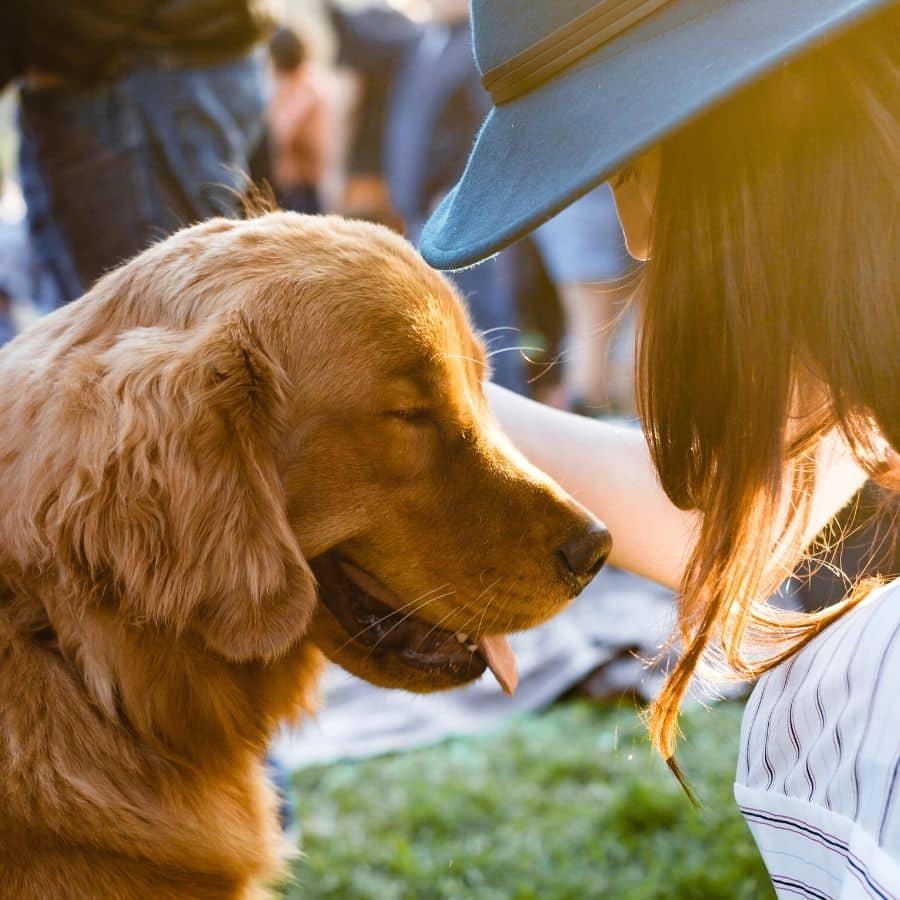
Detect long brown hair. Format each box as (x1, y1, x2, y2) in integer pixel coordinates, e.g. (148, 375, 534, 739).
(638, 6, 900, 770)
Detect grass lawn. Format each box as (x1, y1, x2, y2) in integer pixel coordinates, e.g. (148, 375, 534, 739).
(283, 699, 773, 899)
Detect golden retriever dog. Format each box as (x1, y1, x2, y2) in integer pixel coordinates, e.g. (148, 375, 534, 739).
(0, 213, 610, 899)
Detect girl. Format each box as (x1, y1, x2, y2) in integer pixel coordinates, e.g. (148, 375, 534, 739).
(421, 0, 900, 894)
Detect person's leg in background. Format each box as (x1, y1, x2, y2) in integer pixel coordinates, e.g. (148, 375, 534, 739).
(15, 112, 84, 310)
(533, 184, 641, 416)
(555, 277, 635, 416)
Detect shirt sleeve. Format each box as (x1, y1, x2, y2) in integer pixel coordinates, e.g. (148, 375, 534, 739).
(736, 783, 900, 899)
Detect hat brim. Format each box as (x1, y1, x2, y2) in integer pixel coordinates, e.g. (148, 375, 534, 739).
(420, 0, 889, 271)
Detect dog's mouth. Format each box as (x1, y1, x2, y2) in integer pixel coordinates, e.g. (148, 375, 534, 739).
(311, 555, 518, 695)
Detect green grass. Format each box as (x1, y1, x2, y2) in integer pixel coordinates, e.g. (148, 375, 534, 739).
(283, 700, 773, 899)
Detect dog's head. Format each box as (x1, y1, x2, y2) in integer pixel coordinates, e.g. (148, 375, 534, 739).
(6, 214, 609, 694)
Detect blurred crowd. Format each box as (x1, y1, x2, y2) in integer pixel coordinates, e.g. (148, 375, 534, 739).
(0, 0, 640, 417)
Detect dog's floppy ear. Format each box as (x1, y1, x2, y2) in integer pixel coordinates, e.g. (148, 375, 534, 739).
(55, 313, 316, 662)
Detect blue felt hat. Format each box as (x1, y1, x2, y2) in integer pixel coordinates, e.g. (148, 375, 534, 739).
(420, 0, 894, 270)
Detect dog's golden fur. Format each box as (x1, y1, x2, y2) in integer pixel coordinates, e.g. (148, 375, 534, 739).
(0, 214, 601, 898)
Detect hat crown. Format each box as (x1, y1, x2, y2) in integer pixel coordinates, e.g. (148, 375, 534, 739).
(472, 0, 608, 74)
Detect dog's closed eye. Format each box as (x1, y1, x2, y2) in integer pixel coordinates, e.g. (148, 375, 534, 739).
(384, 408, 433, 425)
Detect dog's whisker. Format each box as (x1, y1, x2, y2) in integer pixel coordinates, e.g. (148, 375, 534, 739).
(485, 345, 546, 359)
(415, 573, 503, 655)
(441, 352, 487, 367)
(479, 326, 522, 336)
(433, 604, 485, 655)
(337, 587, 455, 652)
(368, 590, 458, 652)
(469, 577, 503, 629)
(356, 593, 455, 664)
(430, 576, 503, 655)
(413, 606, 461, 650)
(361, 600, 462, 667)
(526, 349, 568, 384)
(472, 583, 501, 643)
(333, 583, 454, 654)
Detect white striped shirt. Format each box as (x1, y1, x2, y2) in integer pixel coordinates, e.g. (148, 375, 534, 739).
(736, 579, 900, 899)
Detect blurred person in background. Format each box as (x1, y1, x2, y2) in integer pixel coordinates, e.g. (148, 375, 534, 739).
(331, 0, 526, 391)
(264, 25, 327, 216)
(12, 0, 273, 307)
(533, 185, 641, 418)
(327, 2, 418, 230)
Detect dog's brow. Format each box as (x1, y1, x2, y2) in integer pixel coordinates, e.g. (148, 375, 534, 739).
(384, 366, 437, 402)
(388, 359, 436, 385)
(442, 350, 489, 383)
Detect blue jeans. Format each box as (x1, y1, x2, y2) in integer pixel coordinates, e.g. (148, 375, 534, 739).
(18, 51, 267, 308)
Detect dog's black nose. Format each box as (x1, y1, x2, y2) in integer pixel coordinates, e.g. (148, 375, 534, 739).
(557, 525, 612, 583)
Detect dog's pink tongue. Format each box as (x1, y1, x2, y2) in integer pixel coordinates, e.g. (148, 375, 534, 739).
(477, 634, 518, 696)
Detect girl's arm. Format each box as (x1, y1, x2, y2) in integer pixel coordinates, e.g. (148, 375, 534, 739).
(488, 384, 867, 589)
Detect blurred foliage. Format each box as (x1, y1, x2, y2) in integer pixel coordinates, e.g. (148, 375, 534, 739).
(282, 700, 773, 899)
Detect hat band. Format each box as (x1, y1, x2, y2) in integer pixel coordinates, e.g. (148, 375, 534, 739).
(482, 0, 671, 105)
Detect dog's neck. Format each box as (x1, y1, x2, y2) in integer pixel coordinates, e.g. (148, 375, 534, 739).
(2, 564, 322, 765)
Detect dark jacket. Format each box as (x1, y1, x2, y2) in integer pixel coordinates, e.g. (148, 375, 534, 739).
(9, 0, 273, 86)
